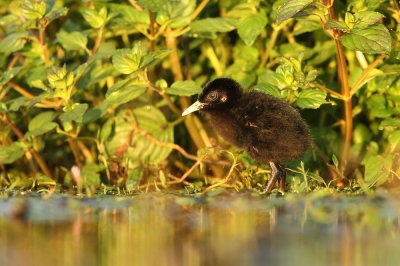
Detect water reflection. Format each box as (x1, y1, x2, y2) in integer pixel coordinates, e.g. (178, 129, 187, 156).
(1, 191, 400, 266)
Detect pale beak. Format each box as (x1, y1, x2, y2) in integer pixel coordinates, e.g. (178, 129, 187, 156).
(182, 101, 205, 116)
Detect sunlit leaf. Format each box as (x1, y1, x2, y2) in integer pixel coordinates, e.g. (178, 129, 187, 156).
(105, 106, 173, 167)
(352, 11, 384, 29)
(0, 67, 23, 86)
(56, 31, 88, 51)
(25, 111, 57, 137)
(0, 32, 28, 53)
(191, 18, 237, 33)
(166, 80, 201, 96)
(276, 0, 315, 25)
(0, 142, 25, 164)
(340, 24, 391, 54)
(59, 103, 89, 123)
(45, 7, 68, 23)
(253, 83, 281, 98)
(237, 13, 268, 46)
(296, 89, 327, 109)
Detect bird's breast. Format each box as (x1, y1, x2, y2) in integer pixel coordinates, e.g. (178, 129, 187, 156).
(208, 111, 240, 146)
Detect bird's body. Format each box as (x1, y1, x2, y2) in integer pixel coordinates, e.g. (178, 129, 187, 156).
(208, 90, 311, 163)
(182, 78, 311, 192)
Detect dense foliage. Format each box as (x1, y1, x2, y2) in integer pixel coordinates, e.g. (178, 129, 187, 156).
(0, 0, 399, 194)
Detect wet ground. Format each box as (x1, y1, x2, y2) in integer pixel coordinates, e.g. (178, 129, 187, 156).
(1, 190, 400, 266)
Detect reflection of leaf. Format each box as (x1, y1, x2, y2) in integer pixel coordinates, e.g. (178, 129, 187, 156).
(106, 106, 173, 166)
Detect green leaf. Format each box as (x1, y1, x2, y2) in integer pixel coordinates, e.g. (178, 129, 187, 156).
(366, 94, 393, 118)
(296, 89, 327, 109)
(105, 107, 173, 166)
(237, 13, 268, 46)
(56, 31, 88, 51)
(388, 131, 400, 152)
(0, 67, 23, 86)
(45, 7, 68, 23)
(253, 83, 281, 98)
(20, 0, 46, 20)
(325, 19, 349, 32)
(59, 103, 89, 123)
(26, 111, 58, 137)
(165, 80, 201, 96)
(340, 24, 392, 54)
(276, 0, 314, 25)
(379, 118, 400, 130)
(82, 163, 102, 186)
(362, 154, 392, 186)
(352, 11, 384, 29)
(0, 32, 28, 53)
(0, 142, 25, 164)
(81, 7, 107, 28)
(104, 82, 147, 107)
(190, 18, 237, 33)
(112, 47, 141, 74)
(140, 49, 171, 69)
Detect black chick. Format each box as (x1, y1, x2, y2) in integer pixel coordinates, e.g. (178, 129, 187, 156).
(182, 78, 312, 192)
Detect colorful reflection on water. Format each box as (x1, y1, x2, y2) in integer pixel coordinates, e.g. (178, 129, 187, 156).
(1, 191, 400, 266)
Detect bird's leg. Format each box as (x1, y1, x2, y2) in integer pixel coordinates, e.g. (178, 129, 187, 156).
(276, 163, 286, 190)
(264, 162, 286, 193)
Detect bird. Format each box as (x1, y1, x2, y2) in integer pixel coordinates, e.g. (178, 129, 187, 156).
(182, 77, 312, 192)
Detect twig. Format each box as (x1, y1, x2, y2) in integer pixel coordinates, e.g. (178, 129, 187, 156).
(9, 81, 62, 108)
(259, 24, 281, 68)
(327, 2, 352, 169)
(38, 28, 50, 67)
(350, 53, 386, 96)
(92, 27, 103, 54)
(313, 82, 347, 100)
(1, 114, 53, 179)
(138, 158, 203, 190)
(191, 0, 209, 20)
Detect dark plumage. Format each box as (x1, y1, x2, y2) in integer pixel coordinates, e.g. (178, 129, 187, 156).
(182, 78, 312, 192)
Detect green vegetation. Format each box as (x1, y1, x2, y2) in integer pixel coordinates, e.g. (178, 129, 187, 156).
(0, 0, 399, 195)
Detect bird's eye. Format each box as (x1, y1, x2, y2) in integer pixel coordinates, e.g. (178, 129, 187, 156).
(207, 91, 218, 101)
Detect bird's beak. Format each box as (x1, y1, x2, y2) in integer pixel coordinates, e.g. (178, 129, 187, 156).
(182, 101, 205, 116)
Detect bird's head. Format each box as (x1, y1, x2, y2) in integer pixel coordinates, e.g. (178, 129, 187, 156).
(182, 78, 243, 116)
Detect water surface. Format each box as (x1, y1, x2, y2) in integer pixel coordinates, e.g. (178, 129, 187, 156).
(1, 191, 399, 266)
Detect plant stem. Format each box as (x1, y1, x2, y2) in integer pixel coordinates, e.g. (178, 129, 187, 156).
(39, 28, 50, 67)
(92, 27, 103, 54)
(164, 29, 205, 148)
(191, 0, 209, 20)
(164, 29, 224, 178)
(350, 53, 386, 96)
(260, 24, 281, 68)
(203, 42, 223, 76)
(2, 115, 53, 179)
(9, 81, 62, 108)
(327, 1, 352, 171)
